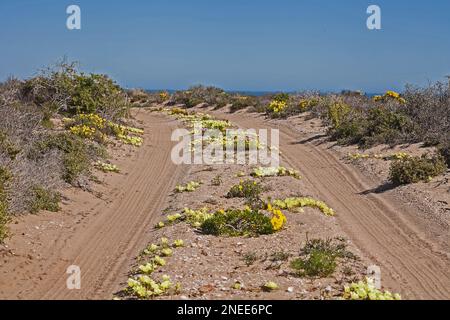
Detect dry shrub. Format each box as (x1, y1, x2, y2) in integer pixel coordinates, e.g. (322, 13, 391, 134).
(170, 85, 230, 108)
(21, 61, 130, 120)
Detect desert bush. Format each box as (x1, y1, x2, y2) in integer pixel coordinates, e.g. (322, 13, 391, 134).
(170, 86, 229, 108)
(291, 249, 337, 277)
(30, 132, 96, 184)
(21, 61, 130, 120)
(0, 100, 66, 214)
(389, 154, 447, 185)
(211, 175, 222, 186)
(402, 82, 450, 146)
(132, 90, 170, 106)
(0, 167, 12, 242)
(272, 93, 290, 103)
(201, 208, 274, 237)
(128, 89, 150, 104)
(241, 252, 259, 266)
(438, 140, 450, 167)
(28, 186, 61, 214)
(323, 96, 417, 147)
(0, 130, 21, 160)
(358, 107, 416, 147)
(229, 95, 261, 112)
(290, 237, 353, 277)
(226, 179, 264, 200)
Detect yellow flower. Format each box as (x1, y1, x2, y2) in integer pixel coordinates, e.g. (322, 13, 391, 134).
(268, 100, 287, 113)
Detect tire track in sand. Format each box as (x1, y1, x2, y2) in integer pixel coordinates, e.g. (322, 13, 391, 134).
(218, 110, 450, 300)
(6, 110, 187, 299)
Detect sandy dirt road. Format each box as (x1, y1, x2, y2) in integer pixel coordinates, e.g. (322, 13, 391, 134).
(0, 110, 187, 299)
(210, 108, 450, 300)
(1, 107, 449, 300)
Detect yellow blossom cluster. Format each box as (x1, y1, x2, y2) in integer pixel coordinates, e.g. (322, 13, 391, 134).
(94, 161, 120, 173)
(343, 277, 401, 300)
(268, 100, 287, 114)
(159, 91, 170, 102)
(267, 203, 287, 231)
(373, 91, 406, 104)
(273, 197, 335, 216)
(126, 237, 183, 299)
(252, 166, 301, 179)
(299, 98, 320, 112)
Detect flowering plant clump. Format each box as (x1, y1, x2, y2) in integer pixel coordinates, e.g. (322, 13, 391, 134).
(168, 107, 189, 116)
(299, 97, 320, 112)
(384, 152, 410, 160)
(252, 166, 301, 179)
(173, 239, 184, 247)
(69, 124, 99, 139)
(125, 237, 183, 299)
(183, 207, 213, 228)
(343, 278, 401, 300)
(116, 134, 143, 146)
(155, 213, 183, 229)
(127, 274, 174, 299)
(373, 91, 406, 104)
(262, 281, 279, 291)
(226, 179, 264, 200)
(348, 152, 411, 161)
(201, 207, 275, 237)
(94, 161, 120, 173)
(66, 113, 144, 147)
(273, 197, 335, 216)
(267, 203, 287, 231)
(175, 181, 201, 193)
(268, 100, 287, 114)
(159, 91, 170, 102)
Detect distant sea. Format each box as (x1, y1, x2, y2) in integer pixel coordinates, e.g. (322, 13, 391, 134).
(146, 89, 381, 97)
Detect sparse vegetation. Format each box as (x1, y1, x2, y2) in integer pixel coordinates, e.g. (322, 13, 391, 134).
(290, 237, 354, 278)
(343, 278, 401, 300)
(389, 154, 447, 185)
(170, 85, 230, 108)
(211, 174, 222, 186)
(242, 252, 259, 266)
(28, 186, 61, 214)
(226, 179, 264, 201)
(201, 208, 275, 237)
(22, 61, 130, 119)
(175, 181, 201, 193)
(0, 167, 12, 242)
(0, 61, 141, 240)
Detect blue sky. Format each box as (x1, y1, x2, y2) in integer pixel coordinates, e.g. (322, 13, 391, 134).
(0, 0, 449, 92)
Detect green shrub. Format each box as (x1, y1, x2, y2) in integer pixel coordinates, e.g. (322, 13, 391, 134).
(0, 130, 21, 160)
(211, 175, 222, 186)
(201, 208, 274, 237)
(0, 167, 12, 242)
(242, 252, 259, 266)
(171, 86, 229, 108)
(290, 237, 354, 278)
(226, 179, 264, 201)
(31, 133, 92, 184)
(22, 62, 130, 119)
(327, 101, 352, 130)
(28, 186, 61, 214)
(229, 95, 260, 112)
(291, 250, 336, 277)
(389, 154, 447, 185)
(272, 93, 290, 103)
(360, 107, 415, 147)
(438, 141, 450, 167)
